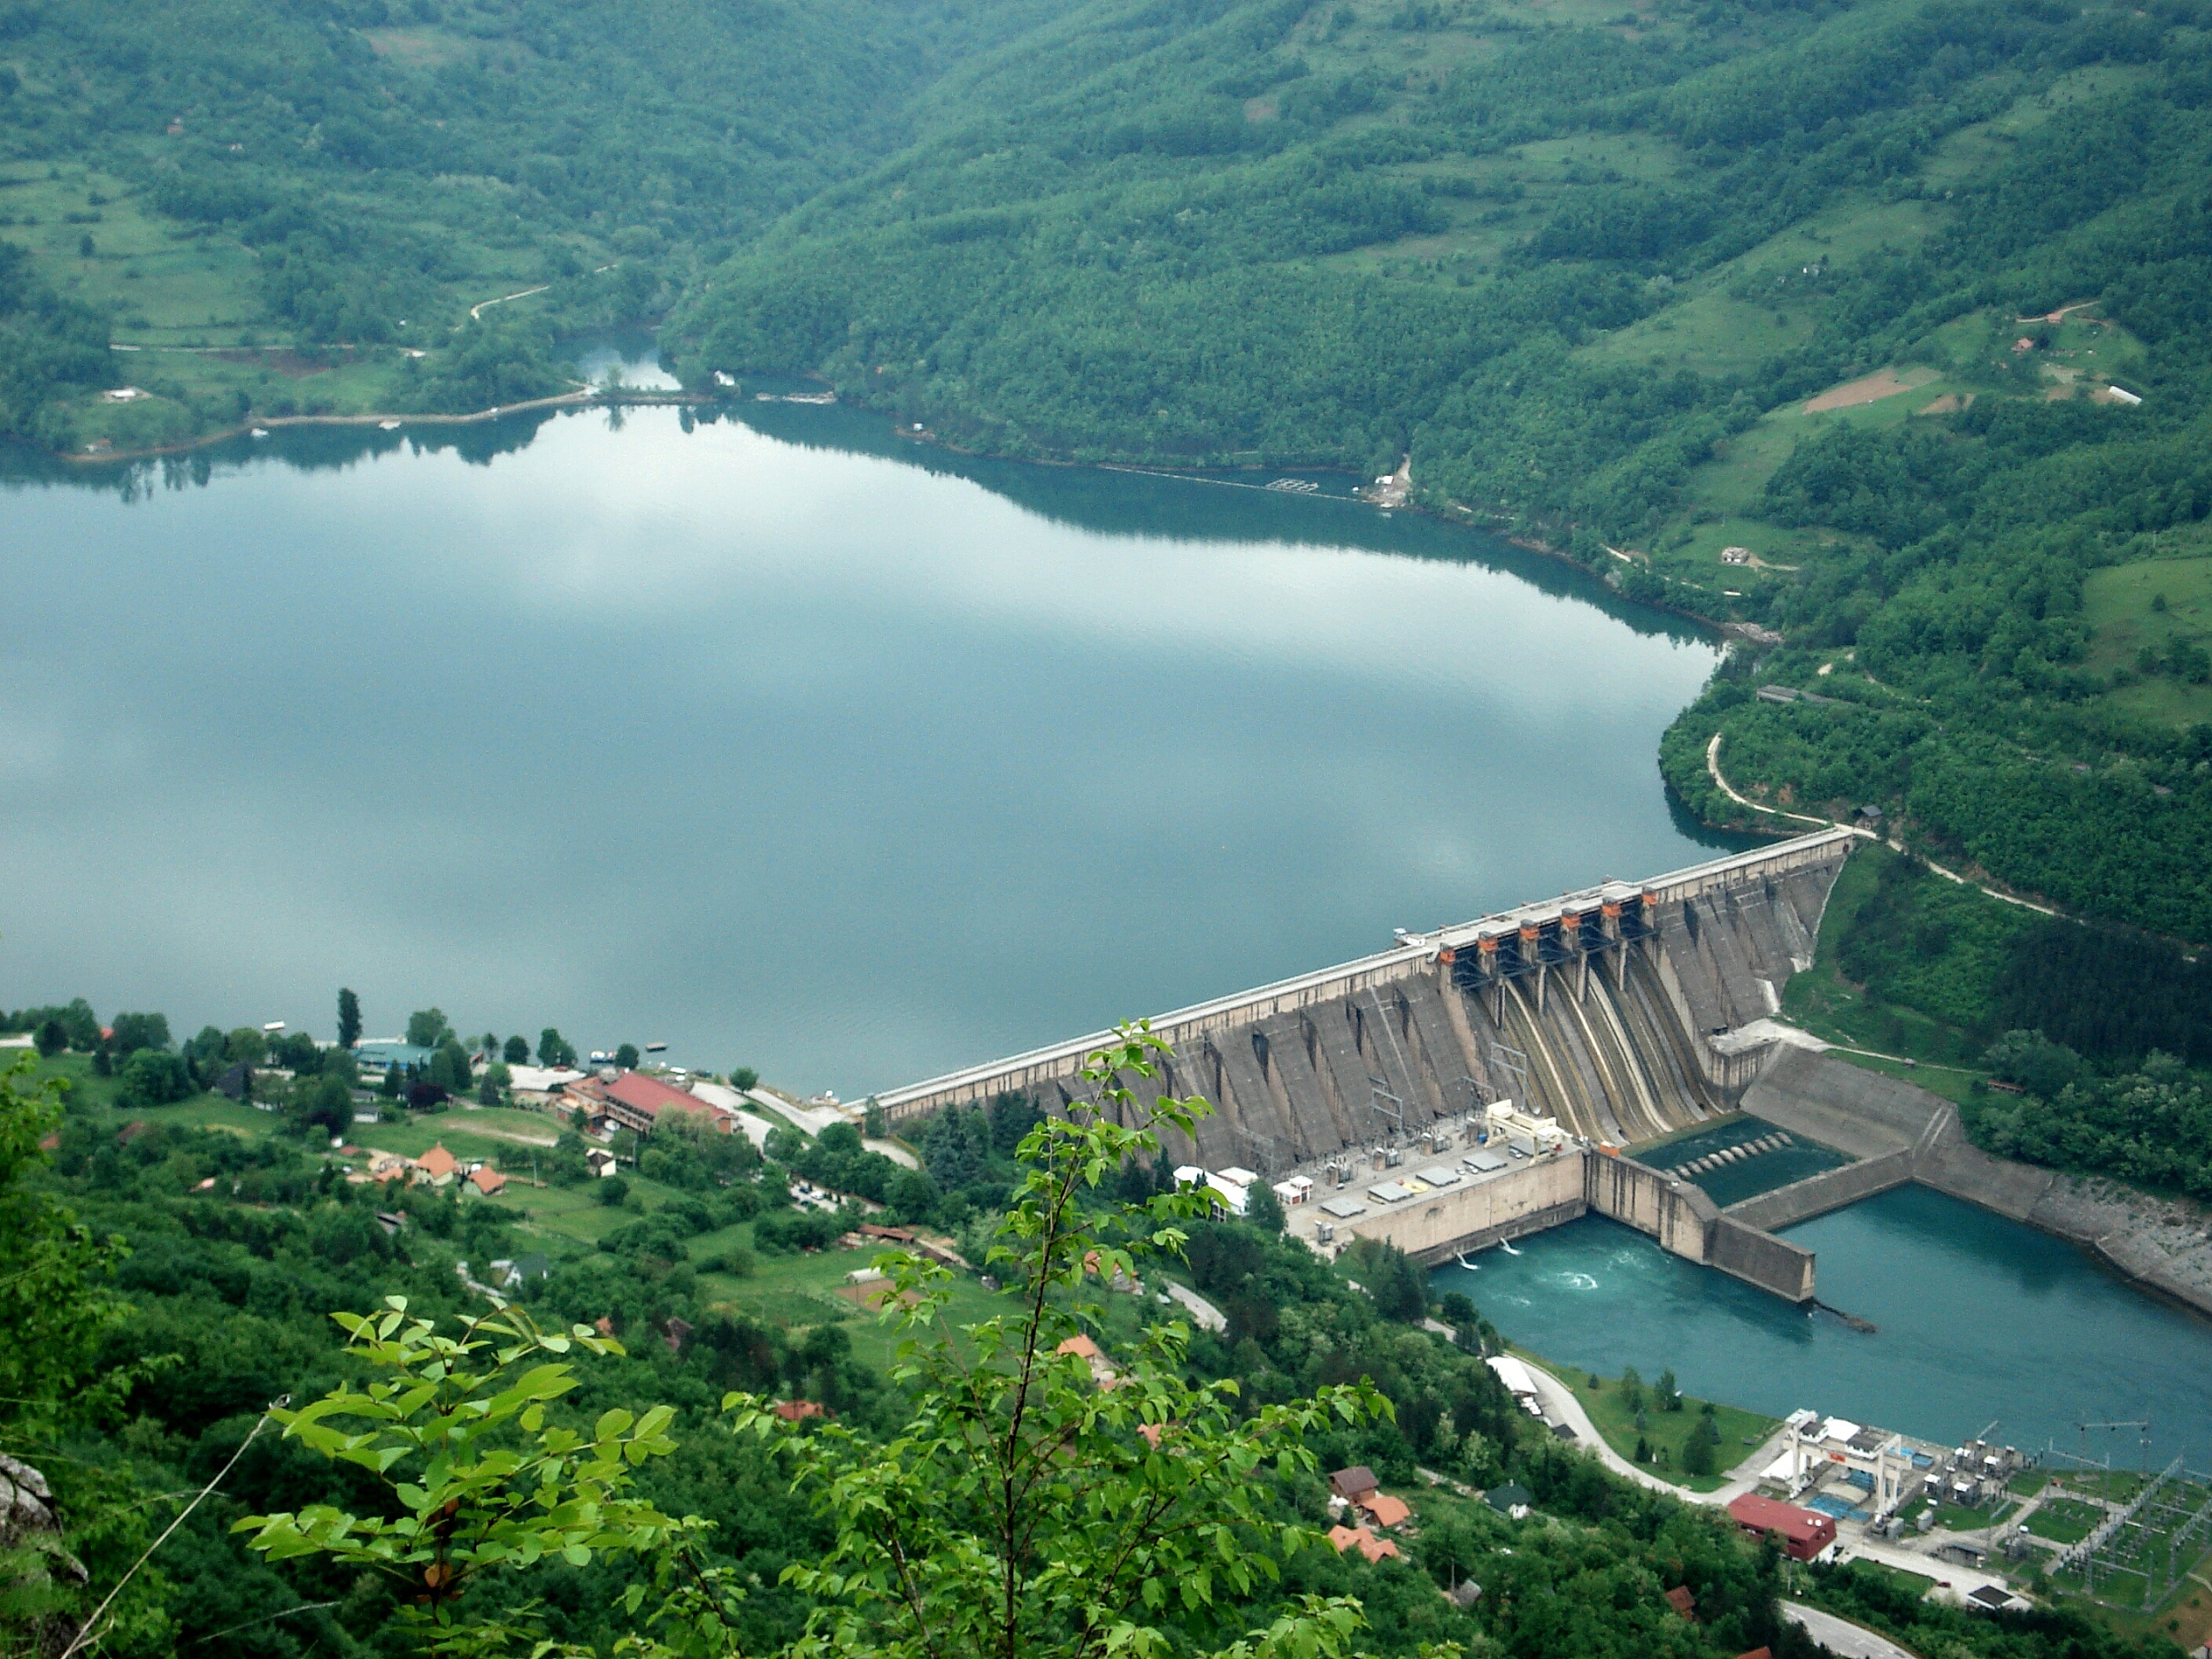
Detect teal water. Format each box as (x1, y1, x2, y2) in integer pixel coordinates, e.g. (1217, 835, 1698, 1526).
(1636, 1118, 1847, 1209)
(0, 379, 1730, 1094)
(1435, 1186, 2212, 1467)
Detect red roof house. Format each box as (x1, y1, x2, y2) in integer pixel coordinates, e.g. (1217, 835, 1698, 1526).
(1326, 1524, 1400, 1563)
(571, 1072, 732, 1136)
(772, 1400, 828, 1422)
(1725, 1494, 1836, 1561)
(1356, 1493, 1412, 1530)
(467, 1166, 507, 1195)
(1663, 1586, 1696, 1619)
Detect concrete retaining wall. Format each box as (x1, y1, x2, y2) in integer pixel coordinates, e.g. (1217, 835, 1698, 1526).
(1739, 1047, 1940, 1158)
(1722, 1148, 1913, 1232)
(1584, 1152, 1717, 1263)
(1742, 1049, 2212, 1318)
(1711, 1215, 1816, 1302)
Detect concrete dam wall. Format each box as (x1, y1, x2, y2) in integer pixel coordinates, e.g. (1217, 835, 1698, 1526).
(876, 828, 1857, 1177)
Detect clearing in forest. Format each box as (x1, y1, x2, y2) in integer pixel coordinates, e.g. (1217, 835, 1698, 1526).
(1802, 365, 1938, 412)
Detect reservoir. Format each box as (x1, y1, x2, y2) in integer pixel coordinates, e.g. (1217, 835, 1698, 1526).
(1437, 1188, 2212, 1469)
(0, 388, 1724, 1093)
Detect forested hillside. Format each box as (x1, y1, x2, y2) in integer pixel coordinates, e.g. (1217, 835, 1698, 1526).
(10, 0, 2212, 953)
(0, 0, 1076, 446)
(0, 1025, 2171, 1659)
(665, 0, 2212, 950)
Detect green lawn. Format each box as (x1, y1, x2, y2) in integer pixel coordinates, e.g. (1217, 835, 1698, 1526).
(1932, 1497, 2016, 1532)
(1533, 1353, 1778, 1492)
(2027, 1496, 2107, 1545)
(2083, 554, 2212, 729)
(1778, 845, 2002, 1080)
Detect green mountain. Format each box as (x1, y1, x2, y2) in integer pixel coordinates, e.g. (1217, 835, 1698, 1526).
(7, 0, 2212, 955)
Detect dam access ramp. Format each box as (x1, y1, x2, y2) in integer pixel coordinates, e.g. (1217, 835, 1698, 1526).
(874, 828, 1855, 1176)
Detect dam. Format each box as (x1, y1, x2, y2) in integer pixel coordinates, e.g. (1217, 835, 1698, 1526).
(877, 827, 1862, 1302)
(876, 819, 2212, 1315)
(877, 828, 1855, 1154)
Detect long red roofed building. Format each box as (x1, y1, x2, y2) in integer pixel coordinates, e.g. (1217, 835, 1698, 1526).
(571, 1071, 733, 1137)
(1725, 1494, 1836, 1562)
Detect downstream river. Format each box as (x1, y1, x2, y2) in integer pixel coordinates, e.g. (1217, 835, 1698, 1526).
(1437, 1190, 2212, 1469)
(0, 381, 1726, 1093)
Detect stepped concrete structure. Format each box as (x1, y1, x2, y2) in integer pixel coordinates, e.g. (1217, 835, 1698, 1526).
(875, 829, 1855, 1302)
(877, 827, 1856, 1164)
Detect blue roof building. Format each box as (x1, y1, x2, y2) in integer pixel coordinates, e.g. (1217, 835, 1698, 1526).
(355, 1041, 436, 1072)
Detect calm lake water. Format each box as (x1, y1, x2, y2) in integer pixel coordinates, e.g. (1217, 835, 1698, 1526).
(1436, 1187, 2212, 1468)
(0, 386, 1729, 1094)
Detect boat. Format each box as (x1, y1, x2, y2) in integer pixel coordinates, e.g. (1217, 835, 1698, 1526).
(378, 419, 403, 431)
(1499, 1240, 1521, 1256)
(249, 427, 270, 438)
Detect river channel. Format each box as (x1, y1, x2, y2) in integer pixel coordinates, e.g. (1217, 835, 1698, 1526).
(0, 373, 1726, 1092)
(1436, 1188, 2212, 1469)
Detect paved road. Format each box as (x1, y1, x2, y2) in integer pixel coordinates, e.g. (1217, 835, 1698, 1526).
(864, 1137, 921, 1170)
(1784, 1603, 1917, 1659)
(1521, 1358, 1783, 1502)
(1164, 1282, 1227, 1333)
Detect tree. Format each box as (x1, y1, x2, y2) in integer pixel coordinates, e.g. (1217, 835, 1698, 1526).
(406, 1008, 452, 1049)
(1983, 1029, 2085, 1097)
(1684, 1410, 1721, 1477)
(1656, 1367, 1680, 1410)
(231, 1302, 685, 1653)
(615, 1042, 640, 1070)
(117, 1049, 194, 1109)
(886, 1164, 940, 1222)
(1620, 1365, 1643, 1413)
(427, 1040, 472, 1094)
(33, 1019, 64, 1059)
(238, 1027, 1397, 1659)
(538, 1027, 576, 1067)
(730, 1065, 759, 1092)
(224, 1027, 268, 1065)
(503, 1034, 529, 1065)
(337, 987, 362, 1050)
(1246, 1177, 1286, 1235)
(1346, 1237, 1425, 1322)
(108, 1011, 171, 1055)
(0, 1052, 132, 1653)
(296, 1071, 353, 1139)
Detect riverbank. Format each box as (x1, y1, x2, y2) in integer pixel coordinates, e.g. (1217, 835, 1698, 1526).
(61, 388, 717, 467)
(1745, 1048, 2212, 1319)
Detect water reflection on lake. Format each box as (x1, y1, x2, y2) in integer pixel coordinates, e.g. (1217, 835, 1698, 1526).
(0, 390, 1729, 1093)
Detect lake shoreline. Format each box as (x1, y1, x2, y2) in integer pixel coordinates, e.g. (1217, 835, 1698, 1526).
(61, 388, 718, 466)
